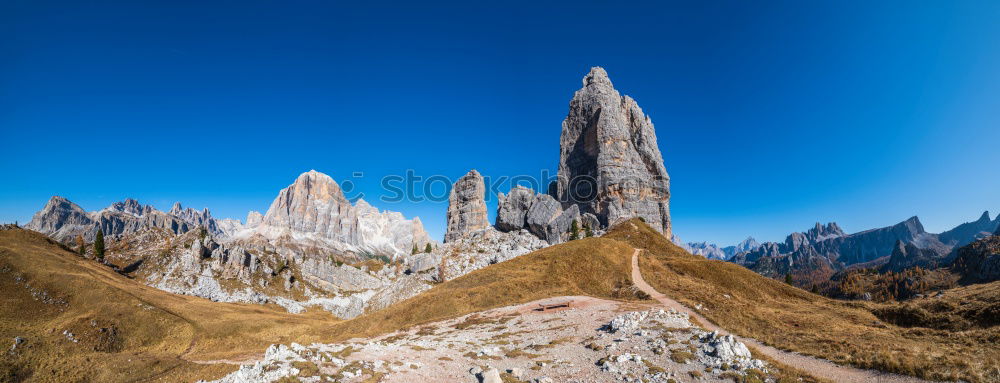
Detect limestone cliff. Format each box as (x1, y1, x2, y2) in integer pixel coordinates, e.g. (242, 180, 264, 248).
(555, 67, 671, 236)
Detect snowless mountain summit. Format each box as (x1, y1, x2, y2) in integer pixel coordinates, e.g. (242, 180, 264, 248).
(251, 170, 432, 257)
(555, 67, 672, 236)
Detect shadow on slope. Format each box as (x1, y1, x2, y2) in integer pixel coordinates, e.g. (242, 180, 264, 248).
(610, 219, 999, 383)
(0, 228, 340, 383)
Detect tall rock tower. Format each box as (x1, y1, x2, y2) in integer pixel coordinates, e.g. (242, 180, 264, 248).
(555, 67, 671, 236)
(444, 169, 490, 242)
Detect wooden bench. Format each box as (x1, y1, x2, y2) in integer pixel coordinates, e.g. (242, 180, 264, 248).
(537, 299, 574, 311)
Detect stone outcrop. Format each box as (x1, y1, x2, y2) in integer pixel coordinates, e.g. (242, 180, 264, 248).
(524, 194, 562, 239)
(495, 186, 536, 232)
(444, 170, 489, 242)
(555, 67, 671, 236)
(495, 186, 594, 244)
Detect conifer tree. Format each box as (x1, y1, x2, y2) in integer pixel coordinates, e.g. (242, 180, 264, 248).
(75, 235, 86, 255)
(412, 244, 418, 255)
(425, 243, 432, 253)
(94, 229, 106, 260)
(584, 223, 594, 237)
(569, 220, 579, 240)
(784, 273, 793, 285)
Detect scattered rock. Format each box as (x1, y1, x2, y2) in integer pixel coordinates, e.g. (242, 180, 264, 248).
(479, 367, 502, 383)
(507, 367, 524, 379)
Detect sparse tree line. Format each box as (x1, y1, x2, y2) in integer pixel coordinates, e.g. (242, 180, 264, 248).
(73, 230, 107, 261)
(411, 243, 433, 255)
(567, 219, 594, 241)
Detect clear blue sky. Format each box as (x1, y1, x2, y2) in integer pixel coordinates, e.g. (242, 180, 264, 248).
(2, 1, 998, 245)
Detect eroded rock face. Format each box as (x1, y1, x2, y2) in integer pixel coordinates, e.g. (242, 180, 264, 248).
(495, 186, 536, 232)
(444, 170, 489, 242)
(25, 196, 94, 241)
(169, 202, 219, 234)
(254, 170, 431, 257)
(525, 194, 562, 240)
(257, 170, 358, 243)
(245, 211, 264, 229)
(555, 67, 671, 236)
(496, 187, 596, 244)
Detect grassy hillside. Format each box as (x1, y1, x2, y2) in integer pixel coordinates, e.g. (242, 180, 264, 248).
(6, 220, 997, 382)
(326, 236, 646, 340)
(0, 228, 341, 383)
(610, 219, 1000, 383)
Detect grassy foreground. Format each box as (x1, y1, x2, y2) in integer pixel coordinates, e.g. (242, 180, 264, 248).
(0, 228, 341, 383)
(612, 219, 1000, 383)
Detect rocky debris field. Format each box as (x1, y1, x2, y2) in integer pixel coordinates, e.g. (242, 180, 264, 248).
(205, 296, 773, 383)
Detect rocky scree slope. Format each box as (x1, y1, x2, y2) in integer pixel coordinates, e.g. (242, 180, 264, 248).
(24, 170, 446, 319)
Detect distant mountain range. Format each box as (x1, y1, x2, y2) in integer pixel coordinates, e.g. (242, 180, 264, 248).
(26, 170, 434, 260)
(722, 212, 999, 285)
(677, 237, 761, 260)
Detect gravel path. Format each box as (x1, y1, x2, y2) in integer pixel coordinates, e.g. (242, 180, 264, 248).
(630, 248, 937, 383)
(204, 296, 786, 382)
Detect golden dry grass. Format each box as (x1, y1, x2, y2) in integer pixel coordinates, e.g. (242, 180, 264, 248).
(324, 236, 645, 340)
(611, 219, 1000, 383)
(6, 220, 997, 382)
(0, 228, 342, 383)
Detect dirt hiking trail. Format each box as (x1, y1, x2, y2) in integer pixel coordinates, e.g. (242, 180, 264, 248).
(630, 248, 937, 383)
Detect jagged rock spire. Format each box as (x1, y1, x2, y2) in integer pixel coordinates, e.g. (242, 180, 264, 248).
(445, 170, 489, 242)
(556, 66, 671, 236)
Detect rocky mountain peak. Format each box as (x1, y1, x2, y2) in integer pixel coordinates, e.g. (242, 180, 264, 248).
(903, 216, 925, 232)
(254, 170, 431, 257)
(556, 67, 671, 236)
(583, 66, 613, 89)
(939, 210, 1000, 247)
(806, 222, 844, 242)
(977, 211, 991, 223)
(111, 198, 145, 216)
(25, 196, 93, 235)
(445, 169, 489, 242)
(258, 170, 355, 242)
(736, 237, 760, 250)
